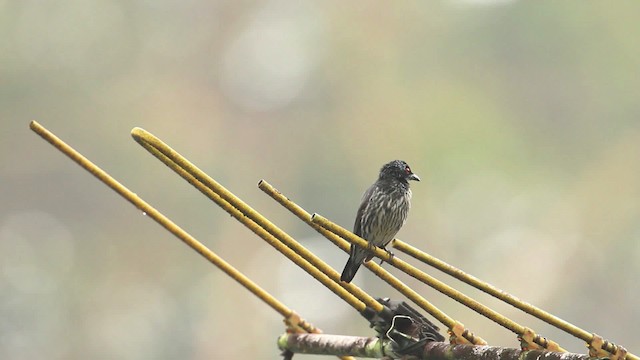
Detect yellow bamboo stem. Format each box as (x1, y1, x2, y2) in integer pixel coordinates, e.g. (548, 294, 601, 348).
(258, 179, 487, 346)
(311, 213, 565, 352)
(392, 239, 636, 360)
(130, 127, 383, 314)
(28, 121, 311, 332)
(31, 121, 356, 360)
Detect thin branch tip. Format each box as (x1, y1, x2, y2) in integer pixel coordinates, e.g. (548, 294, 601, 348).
(130, 127, 145, 139)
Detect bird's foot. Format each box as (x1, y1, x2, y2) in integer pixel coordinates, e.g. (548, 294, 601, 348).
(378, 248, 394, 265)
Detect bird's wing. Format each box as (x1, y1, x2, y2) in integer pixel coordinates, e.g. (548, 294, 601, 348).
(353, 182, 378, 237)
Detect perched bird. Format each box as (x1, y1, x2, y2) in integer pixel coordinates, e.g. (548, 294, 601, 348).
(340, 160, 420, 283)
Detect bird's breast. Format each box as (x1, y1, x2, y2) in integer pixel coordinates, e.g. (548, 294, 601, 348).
(359, 186, 412, 247)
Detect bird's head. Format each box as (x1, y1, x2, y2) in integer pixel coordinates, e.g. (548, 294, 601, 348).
(379, 160, 420, 183)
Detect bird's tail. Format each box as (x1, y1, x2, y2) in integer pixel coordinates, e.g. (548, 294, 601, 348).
(340, 246, 368, 283)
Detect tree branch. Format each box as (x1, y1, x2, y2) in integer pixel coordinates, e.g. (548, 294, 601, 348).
(277, 333, 598, 360)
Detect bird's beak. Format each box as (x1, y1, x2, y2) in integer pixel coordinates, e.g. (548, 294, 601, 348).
(408, 173, 421, 181)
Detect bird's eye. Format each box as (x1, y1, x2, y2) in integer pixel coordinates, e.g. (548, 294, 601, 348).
(405, 166, 411, 174)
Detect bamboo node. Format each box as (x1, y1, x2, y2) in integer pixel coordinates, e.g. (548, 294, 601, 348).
(448, 321, 487, 345)
(589, 334, 628, 360)
(519, 328, 545, 351)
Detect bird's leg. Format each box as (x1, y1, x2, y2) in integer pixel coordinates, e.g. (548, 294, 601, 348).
(366, 241, 376, 254)
(378, 247, 394, 265)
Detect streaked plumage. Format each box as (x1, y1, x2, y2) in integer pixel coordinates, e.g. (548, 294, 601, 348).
(340, 160, 420, 283)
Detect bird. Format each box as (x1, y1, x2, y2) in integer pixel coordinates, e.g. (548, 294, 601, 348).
(340, 160, 420, 283)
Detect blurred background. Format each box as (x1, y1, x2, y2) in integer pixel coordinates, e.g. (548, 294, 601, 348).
(2, 1, 639, 359)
